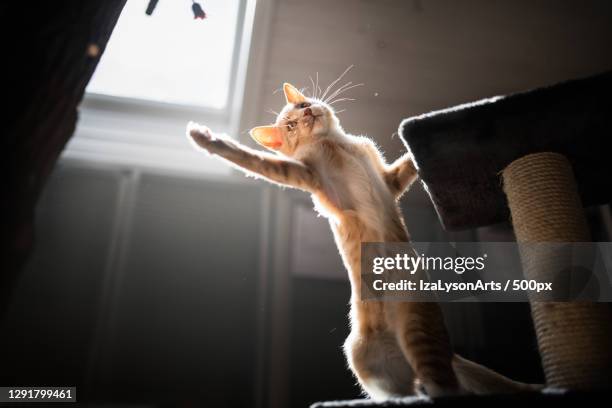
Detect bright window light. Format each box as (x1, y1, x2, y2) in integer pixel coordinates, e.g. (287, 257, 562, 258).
(87, 0, 240, 109)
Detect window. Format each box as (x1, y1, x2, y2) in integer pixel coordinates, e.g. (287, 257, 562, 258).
(87, 0, 240, 108)
(63, 0, 254, 174)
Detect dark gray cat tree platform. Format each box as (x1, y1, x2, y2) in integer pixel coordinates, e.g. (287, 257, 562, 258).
(311, 390, 607, 408)
(401, 70, 612, 231)
(312, 72, 612, 407)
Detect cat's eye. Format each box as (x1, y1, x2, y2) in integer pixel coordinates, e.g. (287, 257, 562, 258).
(287, 121, 297, 129)
(297, 102, 311, 109)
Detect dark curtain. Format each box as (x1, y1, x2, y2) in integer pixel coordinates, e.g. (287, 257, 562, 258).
(1, 0, 127, 311)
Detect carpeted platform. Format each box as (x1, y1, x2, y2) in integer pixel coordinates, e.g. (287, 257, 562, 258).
(399, 71, 612, 231)
(311, 390, 606, 407)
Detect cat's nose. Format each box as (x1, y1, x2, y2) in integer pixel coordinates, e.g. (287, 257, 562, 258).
(303, 107, 313, 116)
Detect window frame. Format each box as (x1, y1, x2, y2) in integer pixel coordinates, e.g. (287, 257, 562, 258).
(63, 0, 255, 174)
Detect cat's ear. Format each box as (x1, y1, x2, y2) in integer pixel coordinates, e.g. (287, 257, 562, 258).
(250, 126, 284, 150)
(283, 83, 306, 104)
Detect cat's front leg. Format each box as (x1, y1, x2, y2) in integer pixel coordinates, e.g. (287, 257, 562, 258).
(187, 122, 318, 192)
(385, 154, 418, 198)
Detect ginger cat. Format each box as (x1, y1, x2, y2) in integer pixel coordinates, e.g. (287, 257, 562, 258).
(187, 81, 537, 399)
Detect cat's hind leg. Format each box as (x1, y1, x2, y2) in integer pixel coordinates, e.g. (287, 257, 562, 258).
(394, 302, 461, 397)
(344, 329, 416, 400)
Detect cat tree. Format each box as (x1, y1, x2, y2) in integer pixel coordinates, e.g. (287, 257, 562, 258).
(399, 71, 612, 391)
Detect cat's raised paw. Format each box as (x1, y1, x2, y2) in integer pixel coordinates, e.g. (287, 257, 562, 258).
(187, 121, 212, 139)
(187, 121, 214, 149)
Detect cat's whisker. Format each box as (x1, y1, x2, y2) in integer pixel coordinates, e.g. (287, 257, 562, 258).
(325, 81, 364, 104)
(309, 76, 317, 99)
(324, 81, 354, 103)
(330, 97, 356, 102)
(328, 98, 356, 105)
(267, 109, 280, 117)
(320, 65, 354, 102)
(334, 109, 347, 114)
(316, 72, 322, 100)
(326, 80, 351, 98)
(326, 83, 364, 103)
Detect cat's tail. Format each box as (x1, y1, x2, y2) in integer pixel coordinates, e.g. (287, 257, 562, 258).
(452, 354, 543, 394)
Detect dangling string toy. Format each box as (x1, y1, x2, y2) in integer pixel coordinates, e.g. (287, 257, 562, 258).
(145, 0, 158, 15)
(144, 0, 207, 20)
(191, 1, 207, 19)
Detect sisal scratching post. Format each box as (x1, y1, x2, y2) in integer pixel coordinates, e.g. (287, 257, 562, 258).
(503, 152, 612, 389)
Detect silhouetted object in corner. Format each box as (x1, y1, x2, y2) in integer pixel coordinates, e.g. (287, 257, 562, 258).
(0, 1, 128, 316)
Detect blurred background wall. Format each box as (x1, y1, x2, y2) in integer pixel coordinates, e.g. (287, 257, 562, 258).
(1, 1, 612, 407)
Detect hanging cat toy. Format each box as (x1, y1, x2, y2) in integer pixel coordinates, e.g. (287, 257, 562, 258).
(145, 0, 207, 20)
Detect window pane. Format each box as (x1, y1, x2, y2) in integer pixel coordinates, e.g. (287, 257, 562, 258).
(87, 0, 240, 108)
